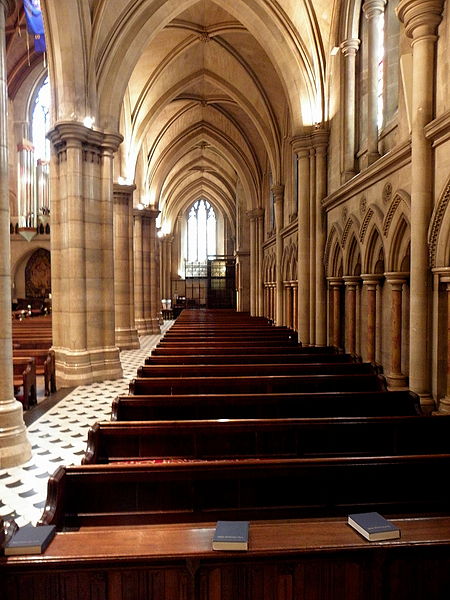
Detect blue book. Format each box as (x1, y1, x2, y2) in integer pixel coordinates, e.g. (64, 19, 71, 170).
(4, 524, 56, 555)
(212, 520, 249, 551)
(348, 512, 400, 541)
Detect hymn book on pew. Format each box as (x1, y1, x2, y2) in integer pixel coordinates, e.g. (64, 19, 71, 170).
(212, 520, 249, 550)
(4, 523, 56, 555)
(347, 512, 400, 541)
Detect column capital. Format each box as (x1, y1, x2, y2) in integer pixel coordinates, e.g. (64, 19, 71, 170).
(327, 276, 344, 287)
(363, 0, 386, 19)
(361, 274, 384, 287)
(291, 134, 313, 156)
(311, 128, 330, 151)
(48, 121, 123, 153)
(141, 207, 160, 221)
(247, 207, 264, 219)
(0, 0, 16, 17)
(340, 38, 360, 57)
(113, 182, 136, 195)
(397, 0, 444, 39)
(343, 275, 361, 288)
(271, 184, 284, 201)
(384, 271, 409, 288)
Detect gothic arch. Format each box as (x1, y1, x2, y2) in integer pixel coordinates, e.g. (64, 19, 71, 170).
(344, 234, 362, 276)
(386, 214, 410, 272)
(362, 224, 385, 274)
(429, 176, 450, 269)
(324, 225, 343, 277)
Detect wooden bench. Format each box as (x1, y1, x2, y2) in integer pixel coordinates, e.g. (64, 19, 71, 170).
(135, 362, 380, 379)
(12, 357, 37, 409)
(151, 345, 339, 355)
(4, 517, 450, 600)
(13, 348, 56, 396)
(39, 453, 450, 530)
(112, 390, 421, 420)
(145, 352, 359, 365)
(129, 373, 387, 395)
(83, 414, 449, 465)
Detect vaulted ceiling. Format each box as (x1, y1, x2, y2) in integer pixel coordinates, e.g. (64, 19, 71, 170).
(5, 0, 338, 229)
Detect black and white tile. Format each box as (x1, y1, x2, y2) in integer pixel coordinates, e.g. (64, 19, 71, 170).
(0, 323, 172, 527)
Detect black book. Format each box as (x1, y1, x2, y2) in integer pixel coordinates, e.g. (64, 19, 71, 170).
(212, 520, 249, 551)
(4, 524, 56, 556)
(348, 512, 400, 541)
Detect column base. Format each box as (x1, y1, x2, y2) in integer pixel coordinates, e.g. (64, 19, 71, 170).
(135, 318, 147, 336)
(115, 327, 140, 350)
(416, 394, 436, 415)
(54, 346, 123, 388)
(433, 396, 450, 415)
(386, 372, 409, 389)
(0, 399, 32, 468)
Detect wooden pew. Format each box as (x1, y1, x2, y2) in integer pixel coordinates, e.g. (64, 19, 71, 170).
(135, 362, 380, 379)
(112, 390, 421, 420)
(145, 352, 359, 365)
(83, 414, 450, 465)
(12, 357, 37, 409)
(5, 517, 450, 600)
(13, 348, 56, 396)
(151, 345, 339, 355)
(129, 373, 387, 395)
(40, 453, 450, 530)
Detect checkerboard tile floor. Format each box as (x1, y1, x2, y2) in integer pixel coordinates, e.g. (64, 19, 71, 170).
(0, 322, 173, 528)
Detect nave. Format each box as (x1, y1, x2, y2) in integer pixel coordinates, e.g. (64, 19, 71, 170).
(0, 325, 172, 528)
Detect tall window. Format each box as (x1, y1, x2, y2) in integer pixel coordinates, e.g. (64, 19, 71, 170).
(186, 199, 216, 263)
(31, 76, 50, 161)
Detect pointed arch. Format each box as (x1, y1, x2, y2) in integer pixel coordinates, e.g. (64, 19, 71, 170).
(363, 224, 385, 274)
(345, 234, 362, 276)
(429, 176, 450, 269)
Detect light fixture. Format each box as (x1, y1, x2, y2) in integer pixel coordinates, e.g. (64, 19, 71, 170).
(83, 116, 95, 129)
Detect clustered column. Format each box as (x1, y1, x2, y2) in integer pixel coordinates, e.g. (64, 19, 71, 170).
(113, 183, 139, 350)
(362, 0, 386, 166)
(397, 0, 444, 407)
(362, 275, 382, 362)
(0, 0, 31, 467)
(272, 185, 285, 325)
(328, 277, 343, 349)
(47, 123, 123, 387)
(437, 274, 450, 413)
(340, 38, 360, 182)
(385, 273, 408, 388)
(248, 207, 264, 316)
(344, 276, 360, 355)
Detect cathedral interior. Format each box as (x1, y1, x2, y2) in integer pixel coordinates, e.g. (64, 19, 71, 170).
(2, 1, 450, 597)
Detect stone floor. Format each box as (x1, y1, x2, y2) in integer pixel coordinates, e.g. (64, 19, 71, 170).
(0, 322, 173, 528)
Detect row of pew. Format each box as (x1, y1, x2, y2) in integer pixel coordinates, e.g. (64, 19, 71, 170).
(4, 309, 450, 600)
(11, 316, 56, 408)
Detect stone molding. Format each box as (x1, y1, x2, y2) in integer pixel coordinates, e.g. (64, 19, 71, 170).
(397, 0, 445, 39)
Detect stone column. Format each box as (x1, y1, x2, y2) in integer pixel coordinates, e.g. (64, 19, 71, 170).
(313, 129, 329, 346)
(148, 208, 161, 334)
(340, 38, 360, 182)
(385, 273, 408, 388)
(328, 277, 343, 349)
(362, 0, 386, 166)
(436, 275, 450, 413)
(160, 234, 173, 304)
(294, 140, 311, 344)
(133, 210, 146, 335)
(272, 185, 285, 325)
(362, 275, 382, 362)
(141, 211, 152, 333)
(344, 276, 360, 354)
(113, 184, 139, 350)
(247, 209, 258, 316)
(0, 0, 31, 467)
(47, 122, 123, 387)
(397, 0, 444, 405)
(255, 208, 264, 316)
